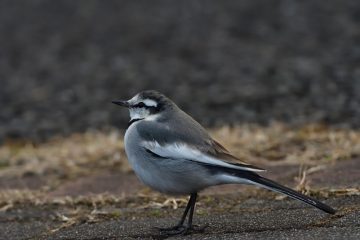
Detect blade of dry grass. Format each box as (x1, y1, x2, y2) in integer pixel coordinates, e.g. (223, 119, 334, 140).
(1, 123, 359, 180)
(0, 123, 359, 207)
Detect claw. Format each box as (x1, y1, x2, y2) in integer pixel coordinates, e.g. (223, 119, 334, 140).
(156, 224, 208, 236)
(157, 225, 187, 236)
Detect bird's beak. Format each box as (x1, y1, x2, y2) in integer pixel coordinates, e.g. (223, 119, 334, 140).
(112, 100, 130, 108)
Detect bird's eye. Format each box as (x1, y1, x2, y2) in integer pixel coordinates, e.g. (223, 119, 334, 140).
(135, 102, 146, 108)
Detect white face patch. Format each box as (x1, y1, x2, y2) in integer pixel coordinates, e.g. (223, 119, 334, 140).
(143, 99, 157, 107)
(127, 96, 159, 121)
(128, 96, 158, 108)
(129, 107, 150, 120)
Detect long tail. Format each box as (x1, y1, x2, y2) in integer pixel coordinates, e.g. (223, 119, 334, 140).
(246, 174, 336, 214)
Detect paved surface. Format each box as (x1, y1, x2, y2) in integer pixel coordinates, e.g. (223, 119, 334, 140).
(1, 0, 360, 141)
(0, 195, 359, 240)
(49, 196, 360, 240)
(0, 158, 359, 240)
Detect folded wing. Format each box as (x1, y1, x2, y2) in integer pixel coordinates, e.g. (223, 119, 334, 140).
(142, 140, 265, 172)
(137, 115, 265, 172)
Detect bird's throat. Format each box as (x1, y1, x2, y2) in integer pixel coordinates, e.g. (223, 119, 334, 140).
(128, 118, 144, 127)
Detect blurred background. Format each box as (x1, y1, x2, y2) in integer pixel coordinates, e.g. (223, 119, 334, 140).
(1, 0, 359, 143)
(1, 2, 360, 238)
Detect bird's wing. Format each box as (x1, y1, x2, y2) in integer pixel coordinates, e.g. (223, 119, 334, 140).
(205, 139, 265, 172)
(138, 120, 265, 172)
(143, 140, 265, 172)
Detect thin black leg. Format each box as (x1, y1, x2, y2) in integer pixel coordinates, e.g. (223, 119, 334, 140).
(186, 193, 207, 234)
(178, 193, 195, 225)
(187, 193, 197, 227)
(156, 194, 193, 232)
(157, 193, 201, 236)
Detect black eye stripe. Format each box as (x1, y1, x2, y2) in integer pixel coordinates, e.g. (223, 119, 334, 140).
(135, 102, 145, 108)
(132, 102, 155, 108)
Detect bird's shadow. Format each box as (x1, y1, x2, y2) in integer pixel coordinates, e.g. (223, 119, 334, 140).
(129, 225, 208, 239)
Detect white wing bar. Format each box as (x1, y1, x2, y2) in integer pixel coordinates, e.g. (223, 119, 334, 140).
(142, 141, 265, 172)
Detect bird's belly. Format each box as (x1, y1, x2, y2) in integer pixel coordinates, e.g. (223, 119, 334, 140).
(127, 152, 213, 194)
(124, 125, 217, 195)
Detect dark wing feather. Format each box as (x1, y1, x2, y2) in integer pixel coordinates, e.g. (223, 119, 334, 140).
(206, 140, 265, 171)
(137, 109, 265, 172)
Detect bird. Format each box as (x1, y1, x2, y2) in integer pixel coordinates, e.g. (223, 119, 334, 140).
(112, 90, 336, 235)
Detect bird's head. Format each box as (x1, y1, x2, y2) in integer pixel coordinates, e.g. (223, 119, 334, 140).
(112, 90, 174, 122)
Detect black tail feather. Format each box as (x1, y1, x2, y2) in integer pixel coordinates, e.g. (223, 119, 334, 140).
(248, 175, 336, 214)
(204, 162, 336, 214)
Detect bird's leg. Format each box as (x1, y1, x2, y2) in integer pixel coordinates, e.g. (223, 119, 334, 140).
(184, 193, 207, 233)
(177, 193, 194, 226)
(186, 192, 196, 228)
(158, 193, 199, 235)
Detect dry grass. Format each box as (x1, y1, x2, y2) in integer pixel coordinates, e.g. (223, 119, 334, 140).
(0, 123, 358, 232)
(0, 130, 131, 178)
(0, 123, 359, 180)
(211, 123, 359, 167)
(1, 186, 358, 232)
(0, 188, 188, 210)
(0, 123, 359, 208)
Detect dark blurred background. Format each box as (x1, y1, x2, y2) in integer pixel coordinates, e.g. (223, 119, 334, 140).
(0, 0, 359, 142)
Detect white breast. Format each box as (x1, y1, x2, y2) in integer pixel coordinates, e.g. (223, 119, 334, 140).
(124, 121, 141, 167)
(123, 121, 223, 195)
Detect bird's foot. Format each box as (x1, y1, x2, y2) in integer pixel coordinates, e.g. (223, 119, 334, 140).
(156, 224, 208, 236)
(155, 224, 184, 232)
(157, 224, 188, 236)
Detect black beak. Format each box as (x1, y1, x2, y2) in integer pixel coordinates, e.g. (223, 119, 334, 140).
(112, 100, 130, 107)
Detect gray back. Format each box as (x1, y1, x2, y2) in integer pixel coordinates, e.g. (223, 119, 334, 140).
(136, 106, 212, 150)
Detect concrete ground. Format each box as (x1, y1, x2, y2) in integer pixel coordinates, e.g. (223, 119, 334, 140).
(2, 195, 359, 240)
(1, 157, 359, 240)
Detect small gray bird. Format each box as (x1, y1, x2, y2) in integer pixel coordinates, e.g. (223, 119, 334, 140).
(112, 90, 335, 235)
